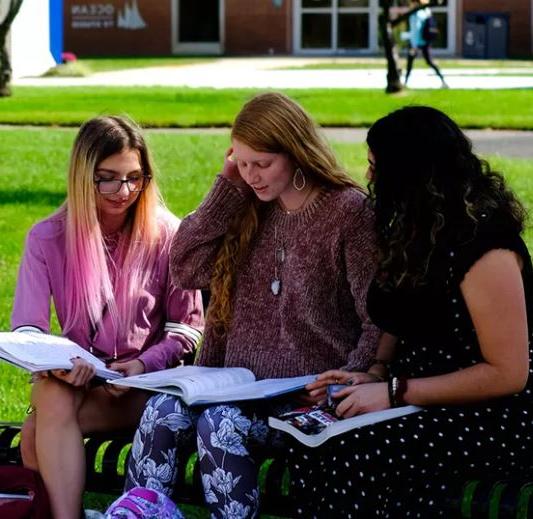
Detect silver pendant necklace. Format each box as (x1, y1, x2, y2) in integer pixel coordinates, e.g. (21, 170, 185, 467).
(272, 224, 285, 296)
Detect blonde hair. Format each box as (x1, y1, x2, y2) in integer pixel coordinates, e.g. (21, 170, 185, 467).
(60, 115, 167, 339)
(208, 92, 360, 336)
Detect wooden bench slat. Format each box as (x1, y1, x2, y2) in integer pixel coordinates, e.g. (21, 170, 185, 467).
(1, 422, 532, 517)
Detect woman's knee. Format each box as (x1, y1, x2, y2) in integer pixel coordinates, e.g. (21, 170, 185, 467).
(136, 393, 193, 439)
(20, 414, 38, 470)
(31, 378, 81, 425)
(197, 405, 251, 446)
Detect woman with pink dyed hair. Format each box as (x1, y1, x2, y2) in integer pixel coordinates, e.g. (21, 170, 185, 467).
(11, 116, 204, 519)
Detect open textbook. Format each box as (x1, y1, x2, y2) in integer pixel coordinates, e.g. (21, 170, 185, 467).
(0, 331, 121, 380)
(269, 404, 422, 447)
(109, 365, 316, 406)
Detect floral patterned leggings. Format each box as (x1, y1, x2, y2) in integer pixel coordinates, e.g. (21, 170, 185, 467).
(125, 393, 290, 519)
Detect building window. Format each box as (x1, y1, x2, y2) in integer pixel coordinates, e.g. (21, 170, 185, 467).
(295, 0, 454, 55)
(298, 0, 372, 52)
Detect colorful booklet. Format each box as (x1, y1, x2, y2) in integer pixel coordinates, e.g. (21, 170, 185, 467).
(109, 365, 316, 406)
(0, 331, 121, 380)
(268, 404, 422, 447)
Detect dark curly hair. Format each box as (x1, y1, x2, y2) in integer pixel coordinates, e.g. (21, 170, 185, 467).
(366, 106, 526, 289)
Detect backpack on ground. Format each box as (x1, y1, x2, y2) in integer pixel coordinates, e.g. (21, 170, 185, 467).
(0, 465, 52, 519)
(422, 14, 439, 43)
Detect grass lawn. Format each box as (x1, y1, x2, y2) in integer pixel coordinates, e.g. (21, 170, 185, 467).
(0, 127, 532, 514)
(1, 126, 532, 418)
(2, 87, 533, 129)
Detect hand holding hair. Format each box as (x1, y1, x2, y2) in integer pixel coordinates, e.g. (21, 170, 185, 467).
(221, 146, 247, 188)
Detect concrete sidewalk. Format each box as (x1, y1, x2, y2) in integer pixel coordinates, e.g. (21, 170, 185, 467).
(13, 57, 533, 90)
(2, 124, 531, 158)
(147, 127, 533, 159)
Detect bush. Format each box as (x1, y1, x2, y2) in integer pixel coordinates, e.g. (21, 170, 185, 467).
(42, 61, 92, 78)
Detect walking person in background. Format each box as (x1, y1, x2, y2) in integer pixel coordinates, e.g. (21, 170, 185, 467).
(13, 115, 204, 519)
(404, 0, 448, 88)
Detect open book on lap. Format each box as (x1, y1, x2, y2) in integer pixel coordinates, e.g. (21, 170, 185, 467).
(0, 331, 121, 380)
(268, 404, 422, 447)
(109, 365, 316, 406)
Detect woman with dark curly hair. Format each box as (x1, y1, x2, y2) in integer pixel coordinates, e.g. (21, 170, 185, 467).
(290, 106, 533, 517)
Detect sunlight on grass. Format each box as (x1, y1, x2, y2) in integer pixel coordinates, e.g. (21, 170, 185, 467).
(1, 127, 531, 516)
(2, 87, 533, 130)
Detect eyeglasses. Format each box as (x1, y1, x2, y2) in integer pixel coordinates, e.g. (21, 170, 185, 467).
(94, 175, 152, 194)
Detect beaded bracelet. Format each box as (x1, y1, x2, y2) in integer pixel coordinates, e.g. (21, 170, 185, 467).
(388, 376, 408, 407)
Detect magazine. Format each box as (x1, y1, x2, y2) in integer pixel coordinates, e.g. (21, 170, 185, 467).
(109, 365, 316, 406)
(268, 404, 422, 447)
(0, 331, 121, 380)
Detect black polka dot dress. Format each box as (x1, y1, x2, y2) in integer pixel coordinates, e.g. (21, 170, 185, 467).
(288, 213, 533, 518)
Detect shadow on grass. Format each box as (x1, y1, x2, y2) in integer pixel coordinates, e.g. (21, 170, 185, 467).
(0, 189, 65, 206)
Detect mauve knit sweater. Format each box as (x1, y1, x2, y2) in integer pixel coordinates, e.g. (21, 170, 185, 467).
(170, 176, 380, 379)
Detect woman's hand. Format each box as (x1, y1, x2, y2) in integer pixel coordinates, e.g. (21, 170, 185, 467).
(305, 369, 352, 400)
(104, 359, 145, 397)
(49, 357, 96, 387)
(333, 382, 390, 418)
(221, 147, 247, 188)
(305, 369, 382, 401)
(107, 359, 145, 377)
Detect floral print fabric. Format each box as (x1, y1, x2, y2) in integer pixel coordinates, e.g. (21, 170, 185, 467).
(125, 394, 292, 518)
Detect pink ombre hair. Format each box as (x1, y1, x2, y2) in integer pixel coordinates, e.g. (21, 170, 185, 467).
(59, 116, 173, 339)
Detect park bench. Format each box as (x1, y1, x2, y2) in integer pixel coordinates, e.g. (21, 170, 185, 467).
(0, 421, 532, 518)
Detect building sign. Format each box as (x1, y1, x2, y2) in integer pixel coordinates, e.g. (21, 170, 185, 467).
(70, 0, 146, 30)
(118, 1, 146, 29)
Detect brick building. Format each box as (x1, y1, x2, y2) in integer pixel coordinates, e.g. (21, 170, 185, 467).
(63, 0, 533, 58)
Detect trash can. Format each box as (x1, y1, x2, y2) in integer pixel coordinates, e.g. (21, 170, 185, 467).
(463, 13, 509, 59)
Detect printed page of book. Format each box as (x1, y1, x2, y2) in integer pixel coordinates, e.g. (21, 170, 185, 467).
(269, 405, 422, 447)
(193, 374, 317, 405)
(110, 366, 256, 403)
(0, 332, 120, 379)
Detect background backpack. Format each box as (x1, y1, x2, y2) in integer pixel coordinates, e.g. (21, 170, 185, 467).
(422, 14, 439, 43)
(0, 465, 52, 519)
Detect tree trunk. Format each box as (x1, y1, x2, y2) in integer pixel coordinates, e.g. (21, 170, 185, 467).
(0, 44, 12, 96)
(0, 0, 25, 97)
(381, 1, 403, 94)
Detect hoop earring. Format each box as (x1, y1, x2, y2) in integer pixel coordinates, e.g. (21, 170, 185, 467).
(292, 168, 306, 191)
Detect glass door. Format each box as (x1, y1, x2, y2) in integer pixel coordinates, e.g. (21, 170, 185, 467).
(172, 0, 223, 54)
(295, 0, 374, 54)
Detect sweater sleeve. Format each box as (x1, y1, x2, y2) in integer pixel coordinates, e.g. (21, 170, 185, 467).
(340, 200, 381, 371)
(170, 175, 250, 290)
(11, 229, 52, 333)
(138, 284, 204, 373)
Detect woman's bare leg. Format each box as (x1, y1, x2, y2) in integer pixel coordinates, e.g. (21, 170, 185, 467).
(30, 378, 86, 519)
(23, 380, 148, 519)
(20, 413, 39, 470)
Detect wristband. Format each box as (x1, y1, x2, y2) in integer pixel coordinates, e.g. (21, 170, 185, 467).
(388, 376, 408, 407)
